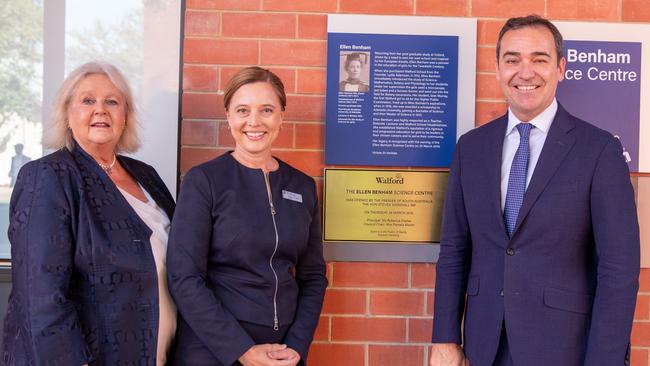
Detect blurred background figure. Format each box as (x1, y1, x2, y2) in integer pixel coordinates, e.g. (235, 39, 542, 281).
(7, 144, 31, 187)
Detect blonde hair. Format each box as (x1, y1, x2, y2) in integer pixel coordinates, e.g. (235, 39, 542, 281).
(44, 61, 141, 153)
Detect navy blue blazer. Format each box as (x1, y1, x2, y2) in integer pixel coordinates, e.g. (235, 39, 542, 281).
(432, 104, 640, 366)
(167, 153, 327, 366)
(1, 142, 175, 366)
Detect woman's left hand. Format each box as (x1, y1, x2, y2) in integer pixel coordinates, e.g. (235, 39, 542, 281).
(267, 346, 300, 366)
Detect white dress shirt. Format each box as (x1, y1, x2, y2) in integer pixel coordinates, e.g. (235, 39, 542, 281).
(500, 99, 558, 210)
(118, 185, 177, 366)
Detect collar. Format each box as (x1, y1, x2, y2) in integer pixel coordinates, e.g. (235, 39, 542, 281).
(345, 78, 365, 85)
(506, 98, 558, 136)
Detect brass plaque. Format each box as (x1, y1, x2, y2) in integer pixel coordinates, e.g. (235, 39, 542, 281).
(324, 169, 449, 243)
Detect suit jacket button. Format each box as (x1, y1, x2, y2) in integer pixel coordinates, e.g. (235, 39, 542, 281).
(499, 289, 504, 296)
(506, 248, 515, 256)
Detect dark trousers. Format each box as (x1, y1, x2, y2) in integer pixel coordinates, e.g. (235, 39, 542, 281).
(493, 325, 515, 366)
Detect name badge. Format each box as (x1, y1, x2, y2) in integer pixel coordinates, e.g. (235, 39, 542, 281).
(282, 190, 303, 203)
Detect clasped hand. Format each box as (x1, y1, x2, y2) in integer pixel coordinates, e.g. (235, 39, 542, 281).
(239, 344, 301, 366)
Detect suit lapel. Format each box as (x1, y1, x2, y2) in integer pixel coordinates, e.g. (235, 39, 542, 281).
(486, 115, 510, 240)
(512, 104, 576, 236)
(119, 157, 175, 219)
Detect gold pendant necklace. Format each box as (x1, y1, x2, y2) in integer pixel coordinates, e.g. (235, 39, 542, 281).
(97, 155, 117, 175)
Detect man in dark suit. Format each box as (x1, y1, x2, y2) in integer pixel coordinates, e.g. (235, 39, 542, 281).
(429, 15, 640, 366)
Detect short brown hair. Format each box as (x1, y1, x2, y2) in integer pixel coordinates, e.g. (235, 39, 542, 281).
(44, 61, 141, 153)
(223, 67, 287, 111)
(496, 15, 564, 64)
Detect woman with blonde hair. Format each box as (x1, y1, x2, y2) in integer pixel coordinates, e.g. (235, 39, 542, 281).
(2, 61, 176, 365)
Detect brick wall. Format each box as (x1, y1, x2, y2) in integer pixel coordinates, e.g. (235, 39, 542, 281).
(180, 1, 650, 365)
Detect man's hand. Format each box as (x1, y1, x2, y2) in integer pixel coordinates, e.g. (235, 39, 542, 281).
(268, 346, 300, 366)
(239, 344, 298, 366)
(429, 343, 469, 366)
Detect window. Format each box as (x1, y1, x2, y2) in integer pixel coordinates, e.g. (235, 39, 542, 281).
(0, 0, 180, 260)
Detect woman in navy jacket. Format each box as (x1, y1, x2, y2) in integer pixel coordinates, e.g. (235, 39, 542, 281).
(2, 62, 176, 365)
(167, 67, 327, 366)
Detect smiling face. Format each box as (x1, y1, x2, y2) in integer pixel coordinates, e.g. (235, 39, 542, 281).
(496, 26, 566, 122)
(346, 60, 362, 80)
(67, 74, 126, 153)
(227, 81, 284, 158)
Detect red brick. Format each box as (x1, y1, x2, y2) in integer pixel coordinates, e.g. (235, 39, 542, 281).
(631, 322, 650, 346)
(217, 122, 294, 149)
(416, 0, 467, 16)
(340, 0, 414, 14)
(187, 0, 259, 10)
(477, 19, 505, 47)
(326, 262, 333, 286)
(313, 316, 329, 341)
(222, 13, 295, 38)
(636, 295, 650, 320)
(409, 318, 433, 343)
(632, 348, 649, 366)
(623, 0, 650, 21)
(548, 0, 618, 21)
(263, 0, 338, 12)
(285, 95, 326, 122)
(270, 68, 297, 94)
(296, 123, 324, 149)
(184, 38, 258, 65)
(332, 316, 406, 342)
(182, 93, 224, 119)
(316, 179, 324, 202)
(370, 290, 425, 315)
(217, 122, 234, 146)
(297, 69, 326, 95)
(307, 343, 365, 366)
(368, 345, 425, 366)
(185, 11, 220, 36)
(640, 269, 650, 292)
(276, 123, 294, 148)
(477, 47, 497, 73)
(183, 65, 218, 91)
(476, 73, 503, 99)
(427, 291, 434, 315)
(322, 289, 367, 314)
(298, 14, 328, 40)
(411, 263, 436, 288)
(180, 147, 225, 173)
(475, 101, 508, 126)
(220, 67, 296, 94)
(274, 150, 324, 177)
(471, 0, 544, 18)
(261, 40, 326, 67)
(333, 262, 409, 288)
(182, 120, 218, 146)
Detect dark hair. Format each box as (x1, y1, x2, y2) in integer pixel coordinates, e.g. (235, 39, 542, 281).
(496, 15, 564, 64)
(344, 53, 366, 70)
(223, 66, 286, 111)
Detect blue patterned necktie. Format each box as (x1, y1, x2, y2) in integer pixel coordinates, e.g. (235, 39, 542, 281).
(504, 123, 533, 238)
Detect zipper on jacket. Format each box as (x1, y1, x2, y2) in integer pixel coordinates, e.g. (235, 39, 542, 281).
(264, 171, 280, 331)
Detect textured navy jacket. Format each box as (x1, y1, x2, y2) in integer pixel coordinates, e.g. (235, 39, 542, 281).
(2, 143, 175, 365)
(167, 153, 327, 366)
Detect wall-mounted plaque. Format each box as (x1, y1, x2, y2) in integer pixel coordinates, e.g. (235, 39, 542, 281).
(324, 169, 448, 243)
